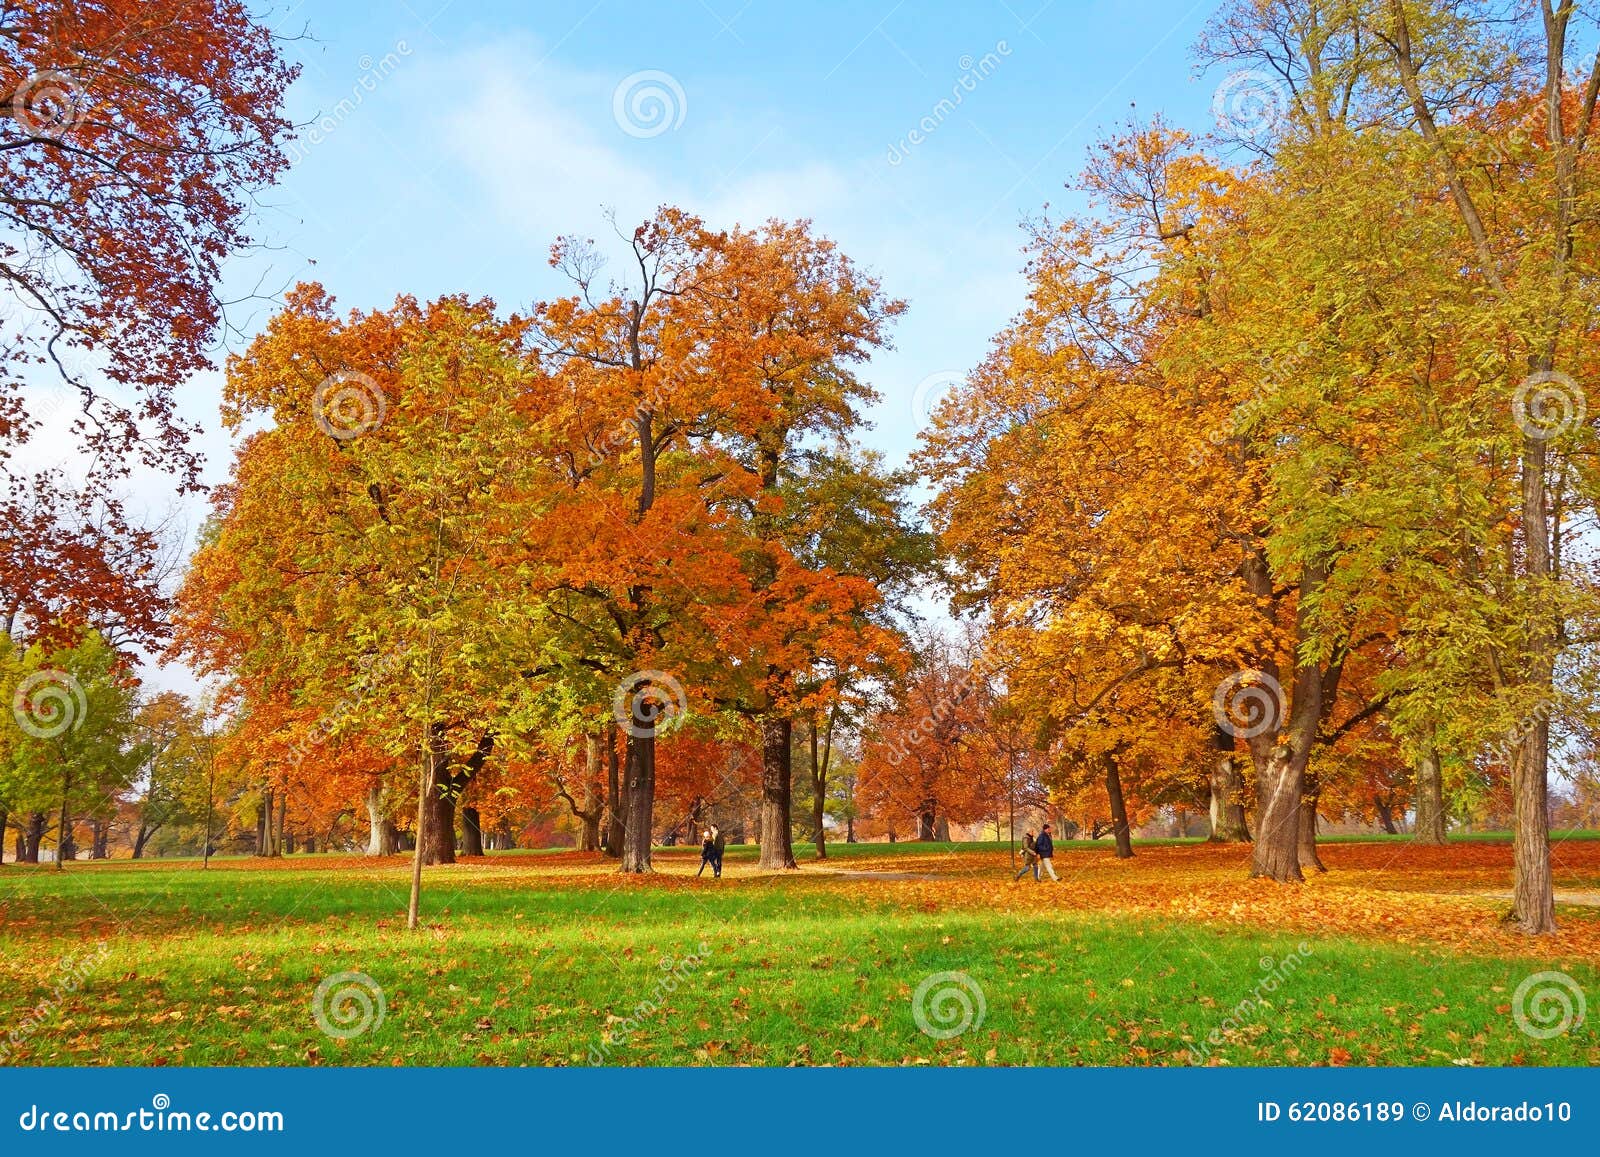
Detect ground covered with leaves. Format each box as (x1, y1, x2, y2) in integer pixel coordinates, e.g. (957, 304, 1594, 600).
(1, 837, 1596, 1067)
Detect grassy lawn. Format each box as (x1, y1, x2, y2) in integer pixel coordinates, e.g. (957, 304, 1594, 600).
(0, 838, 1596, 1067)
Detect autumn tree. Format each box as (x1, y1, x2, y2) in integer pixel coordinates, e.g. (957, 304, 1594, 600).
(0, 0, 295, 649)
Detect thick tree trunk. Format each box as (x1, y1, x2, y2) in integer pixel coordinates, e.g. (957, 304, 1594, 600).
(916, 806, 936, 842)
(1510, 721, 1556, 933)
(1374, 795, 1398, 835)
(420, 739, 457, 866)
(365, 784, 391, 855)
(604, 725, 625, 858)
(1104, 753, 1134, 858)
(758, 717, 797, 869)
(1208, 754, 1250, 842)
(934, 815, 951, 842)
(1250, 747, 1305, 883)
(1413, 744, 1447, 845)
(1510, 408, 1556, 932)
(23, 813, 44, 862)
(459, 806, 485, 857)
(90, 820, 109, 859)
(620, 729, 655, 873)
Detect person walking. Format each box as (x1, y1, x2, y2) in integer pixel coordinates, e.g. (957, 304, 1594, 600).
(1013, 830, 1039, 881)
(1035, 823, 1059, 882)
(697, 828, 719, 878)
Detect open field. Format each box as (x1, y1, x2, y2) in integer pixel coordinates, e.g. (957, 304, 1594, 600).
(1, 838, 1596, 1067)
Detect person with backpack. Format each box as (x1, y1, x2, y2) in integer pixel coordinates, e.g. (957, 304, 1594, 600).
(1013, 830, 1039, 881)
(1035, 823, 1059, 881)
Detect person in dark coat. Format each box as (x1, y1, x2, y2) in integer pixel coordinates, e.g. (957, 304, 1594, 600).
(1013, 830, 1039, 881)
(1035, 824, 1058, 881)
(696, 825, 724, 878)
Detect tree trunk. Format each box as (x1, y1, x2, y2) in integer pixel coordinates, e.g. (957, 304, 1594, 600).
(916, 806, 936, 842)
(1413, 744, 1447, 845)
(420, 738, 457, 866)
(810, 717, 827, 860)
(1510, 396, 1556, 932)
(1208, 754, 1250, 842)
(1104, 753, 1134, 858)
(578, 733, 603, 852)
(256, 786, 279, 857)
(605, 724, 625, 858)
(23, 813, 44, 862)
(1297, 772, 1326, 873)
(365, 784, 390, 855)
(1374, 795, 1398, 835)
(56, 769, 74, 869)
(1510, 722, 1556, 933)
(1250, 746, 1305, 883)
(460, 806, 485, 857)
(758, 717, 797, 869)
(620, 728, 655, 873)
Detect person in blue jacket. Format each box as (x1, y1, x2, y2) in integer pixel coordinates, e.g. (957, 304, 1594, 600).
(1035, 824, 1059, 881)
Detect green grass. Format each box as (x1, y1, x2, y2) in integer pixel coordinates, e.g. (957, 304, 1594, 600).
(0, 845, 1595, 1067)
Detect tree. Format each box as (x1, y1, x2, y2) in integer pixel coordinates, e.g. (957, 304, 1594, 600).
(0, 0, 296, 650)
(4, 630, 142, 866)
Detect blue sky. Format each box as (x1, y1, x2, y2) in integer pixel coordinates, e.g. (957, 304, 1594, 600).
(252, 0, 1222, 461)
(91, 0, 1230, 687)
